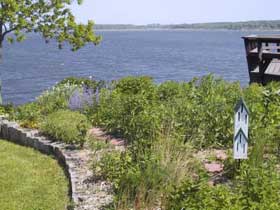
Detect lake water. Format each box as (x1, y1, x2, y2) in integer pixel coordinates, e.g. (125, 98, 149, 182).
(0, 30, 277, 104)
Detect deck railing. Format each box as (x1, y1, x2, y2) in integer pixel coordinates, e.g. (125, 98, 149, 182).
(243, 35, 280, 84)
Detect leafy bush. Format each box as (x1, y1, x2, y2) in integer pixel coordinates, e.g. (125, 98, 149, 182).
(57, 76, 105, 91)
(94, 76, 160, 144)
(114, 76, 154, 95)
(12, 78, 87, 128)
(37, 81, 79, 115)
(167, 128, 280, 210)
(93, 137, 201, 209)
(14, 102, 41, 128)
(93, 75, 243, 148)
(167, 160, 280, 210)
(0, 103, 15, 117)
(40, 110, 90, 146)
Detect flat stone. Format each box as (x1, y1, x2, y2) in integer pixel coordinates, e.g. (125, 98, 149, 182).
(204, 162, 224, 173)
(215, 150, 228, 160)
(110, 139, 125, 146)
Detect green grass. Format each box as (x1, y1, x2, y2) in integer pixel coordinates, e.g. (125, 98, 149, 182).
(0, 140, 70, 210)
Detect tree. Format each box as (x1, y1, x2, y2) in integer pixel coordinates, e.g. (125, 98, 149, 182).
(0, 0, 101, 104)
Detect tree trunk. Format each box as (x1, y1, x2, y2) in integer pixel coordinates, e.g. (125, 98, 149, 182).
(0, 22, 3, 104)
(0, 22, 3, 64)
(0, 41, 3, 64)
(0, 40, 3, 104)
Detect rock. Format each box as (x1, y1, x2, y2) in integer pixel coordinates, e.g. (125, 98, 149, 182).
(204, 162, 224, 173)
(110, 139, 125, 146)
(215, 150, 227, 160)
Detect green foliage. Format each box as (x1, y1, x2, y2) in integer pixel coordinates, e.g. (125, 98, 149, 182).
(167, 160, 280, 210)
(36, 81, 77, 115)
(40, 110, 90, 146)
(0, 0, 101, 51)
(167, 179, 238, 210)
(90, 75, 280, 149)
(236, 161, 280, 210)
(57, 76, 105, 91)
(12, 81, 78, 128)
(0, 103, 15, 116)
(167, 127, 280, 210)
(87, 75, 280, 209)
(13, 102, 41, 128)
(94, 75, 242, 148)
(95, 76, 160, 144)
(114, 76, 154, 95)
(9, 75, 280, 209)
(93, 137, 200, 209)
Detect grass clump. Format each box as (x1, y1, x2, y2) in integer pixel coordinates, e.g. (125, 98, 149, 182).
(0, 140, 69, 210)
(93, 137, 201, 209)
(40, 110, 90, 146)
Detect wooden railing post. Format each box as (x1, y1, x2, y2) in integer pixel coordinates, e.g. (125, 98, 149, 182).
(257, 41, 265, 84)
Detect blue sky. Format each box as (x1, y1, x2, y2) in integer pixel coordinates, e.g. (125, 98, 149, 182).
(71, 0, 280, 24)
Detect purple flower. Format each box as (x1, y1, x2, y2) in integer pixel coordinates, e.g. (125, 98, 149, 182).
(68, 85, 99, 110)
(68, 88, 83, 110)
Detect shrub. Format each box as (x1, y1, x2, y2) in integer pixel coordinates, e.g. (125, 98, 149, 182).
(37, 82, 78, 115)
(40, 110, 90, 146)
(167, 179, 238, 210)
(13, 102, 41, 128)
(0, 103, 15, 117)
(57, 76, 105, 91)
(94, 77, 160, 144)
(114, 76, 154, 95)
(93, 75, 242, 148)
(167, 160, 280, 210)
(93, 137, 201, 209)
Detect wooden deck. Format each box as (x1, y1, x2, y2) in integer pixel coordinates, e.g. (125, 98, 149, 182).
(243, 35, 280, 84)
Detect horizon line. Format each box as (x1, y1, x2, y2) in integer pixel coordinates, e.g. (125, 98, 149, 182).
(93, 19, 280, 26)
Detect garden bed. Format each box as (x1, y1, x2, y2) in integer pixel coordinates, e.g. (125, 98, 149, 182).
(2, 75, 280, 209)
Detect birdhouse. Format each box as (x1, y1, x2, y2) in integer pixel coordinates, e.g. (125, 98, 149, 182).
(234, 129, 248, 159)
(234, 99, 249, 138)
(233, 98, 249, 160)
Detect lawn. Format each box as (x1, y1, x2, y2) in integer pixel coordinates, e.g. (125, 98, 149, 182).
(0, 140, 69, 210)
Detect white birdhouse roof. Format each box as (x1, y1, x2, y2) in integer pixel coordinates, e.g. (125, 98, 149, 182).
(234, 98, 250, 114)
(234, 128, 248, 142)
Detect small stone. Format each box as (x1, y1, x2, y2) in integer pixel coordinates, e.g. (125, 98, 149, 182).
(110, 139, 125, 146)
(204, 162, 224, 173)
(215, 150, 227, 160)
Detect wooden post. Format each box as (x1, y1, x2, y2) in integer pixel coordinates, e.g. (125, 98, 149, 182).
(257, 41, 265, 84)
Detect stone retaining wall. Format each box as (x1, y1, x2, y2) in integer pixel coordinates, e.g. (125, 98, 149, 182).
(0, 118, 113, 210)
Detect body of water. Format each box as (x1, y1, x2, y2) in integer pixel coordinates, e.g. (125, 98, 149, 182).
(0, 30, 275, 104)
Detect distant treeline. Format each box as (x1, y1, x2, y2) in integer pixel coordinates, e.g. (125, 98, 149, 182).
(95, 20, 280, 30)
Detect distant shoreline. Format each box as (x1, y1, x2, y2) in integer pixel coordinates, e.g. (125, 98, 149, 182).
(95, 20, 280, 32)
(95, 28, 280, 32)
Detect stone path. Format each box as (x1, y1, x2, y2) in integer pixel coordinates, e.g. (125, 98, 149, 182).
(88, 127, 126, 150)
(195, 149, 229, 185)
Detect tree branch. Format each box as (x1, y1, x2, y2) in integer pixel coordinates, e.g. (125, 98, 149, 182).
(3, 24, 7, 33)
(2, 27, 17, 38)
